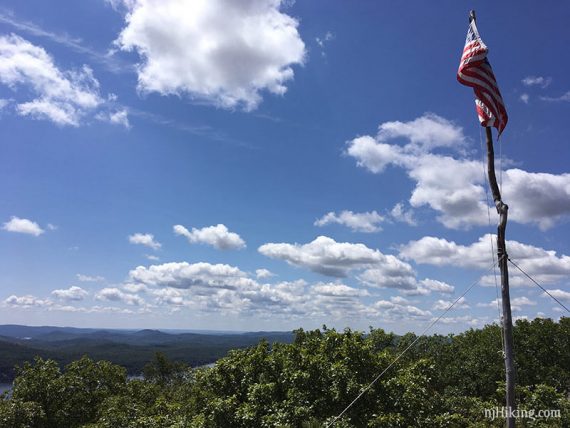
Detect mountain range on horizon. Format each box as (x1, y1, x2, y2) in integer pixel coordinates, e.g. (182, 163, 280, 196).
(0, 324, 295, 383)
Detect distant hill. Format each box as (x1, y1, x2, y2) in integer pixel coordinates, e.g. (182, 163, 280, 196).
(0, 325, 294, 382)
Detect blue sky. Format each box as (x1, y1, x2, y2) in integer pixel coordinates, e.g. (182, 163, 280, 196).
(0, 0, 569, 333)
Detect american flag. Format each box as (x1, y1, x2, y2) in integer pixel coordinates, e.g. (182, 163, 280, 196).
(457, 18, 508, 135)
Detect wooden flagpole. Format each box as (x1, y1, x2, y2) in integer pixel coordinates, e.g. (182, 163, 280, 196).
(485, 125, 516, 428)
(469, 10, 516, 427)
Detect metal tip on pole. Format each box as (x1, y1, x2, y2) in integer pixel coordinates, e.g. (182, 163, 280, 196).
(469, 10, 476, 23)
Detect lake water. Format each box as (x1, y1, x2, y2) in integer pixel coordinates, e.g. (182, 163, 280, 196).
(0, 364, 216, 397)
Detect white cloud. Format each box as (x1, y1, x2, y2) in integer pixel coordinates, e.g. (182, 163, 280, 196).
(51, 286, 88, 301)
(2, 216, 44, 236)
(373, 299, 432, 320)
(110, 109, 130, 127)
(512, 296, 536, 307)
(390, 203, 417, 226)
(145, 254, 160, 261)
(95, 287, 145, 306)
(520, 93, 529, 104)
(0, 34, 103, 126)
(129, 261, 253, 290)
(346, 114, 466, 173)
(375, 113, 467, 150)
(406, 155, 488, 229)
(521, 76, 552, 88)
(540, 91, 570, 102)
(477, 296, 535, 312)
(432, 297, 469, 311)
(112, 0, 306, 110)
(312, 282, 368, 297)
(400, 234, 493, 269)
(346, 135, 403, 174)
(435, 315, 487, 327)
(174, 224, 245, 250)
(259, 235, 385, 277)
(77, 274, 105, 282)
(356, 255, 418, 290)
(126, 260, 385, 319)
(258, 235, 453, 297)
(4, 295, 53, 308)
(255, 268, 275, 279)
(0, 11, 128, 73)
(401, 234, 570, 287)
(309, 285, 373, 319)
(419, 278, 454, 294)
(131, 261, 299, 315)
(543, 289, 570, 303)
(314, 210, 384, 233)
(123, 282, 149, 293)
(128, 233, 161, 250)
(346, 113, 570, 230)
(0, 98, 8, 110)
(501, 169, 570, 230)
(97, 109, 130, 128)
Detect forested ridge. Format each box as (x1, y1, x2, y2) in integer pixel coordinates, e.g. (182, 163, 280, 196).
(1, 318, 569, 427)
(0, 328, 294, 383)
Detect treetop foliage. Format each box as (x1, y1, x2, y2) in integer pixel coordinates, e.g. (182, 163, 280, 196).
(1, 317, 568, 427)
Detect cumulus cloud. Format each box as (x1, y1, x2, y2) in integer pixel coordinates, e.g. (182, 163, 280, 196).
(97, 109, 130, 128)
(111, 0, 306, 110)
(356, 255, 418, 290)
(390, 203, 417, 226)
(125, 259, 397, 319)
(128, 233, 161, 250)
(402, 234, 570, 287)
(375, 113, 467, 150)
(373, 298, 432, 320)
(173, 224, 245, 250)
(255, 268, 275, 279)
(477, 296, 536, 312)
(0, 34, 103, 126)
(346, 113, 570, 230)
(501, 169, 570, 230)
(418, 278, 455, 294)
(95, 287, 145, 306)
(312, 282, 368, 297)
(314, 210, 384, 233)
(520, 93, 529, 104)
(521, 76, 552, 88)
(2, 216, 44, 236)
(432, 297, 469, 311)
(51, 286, 88, 301)
(258, 235, 456, 297)
(435, 315, 487, 327)
(259, 235, 385, 277)
(4, 295, 53, 308)
(129, 261, 253, 290)
(131, 261, 294, 315)
(308, 282, 374, 319)
(543, 289, 570, 303)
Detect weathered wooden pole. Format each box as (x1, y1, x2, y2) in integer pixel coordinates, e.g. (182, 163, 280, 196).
(485, 124, 516, 427)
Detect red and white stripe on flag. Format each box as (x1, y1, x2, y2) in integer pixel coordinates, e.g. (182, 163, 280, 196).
(457, 19, 508, 136)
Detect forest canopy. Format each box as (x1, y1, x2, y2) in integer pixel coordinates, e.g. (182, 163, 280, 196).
(1, 318, 569, 427)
